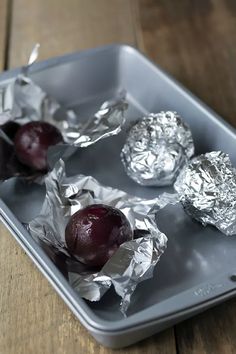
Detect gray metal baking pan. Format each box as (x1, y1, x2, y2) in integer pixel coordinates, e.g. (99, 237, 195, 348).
(1, 44, 236, 348)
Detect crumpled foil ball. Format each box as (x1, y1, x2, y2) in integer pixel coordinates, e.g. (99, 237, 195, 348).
(174, 151, 236, 235)
(121, 111, 194, 186)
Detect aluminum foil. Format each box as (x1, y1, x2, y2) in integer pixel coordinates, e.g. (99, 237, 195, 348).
(0, 45, 127, 180)
(121, 111, 194, 186)
(0, 45, 75, 127)
(28, 160, 168, 314)
(174, 151, 236, 235)
(0, 76, 127, 146)
(61, 91, 127, 147)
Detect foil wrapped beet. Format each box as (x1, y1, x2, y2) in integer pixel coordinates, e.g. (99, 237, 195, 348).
(174, 151, 236, 235)
(29, 160, 168, 314)
(0, 45, 128, 181)
(121, 111, 194, 186)
(0, 121, 63, 179)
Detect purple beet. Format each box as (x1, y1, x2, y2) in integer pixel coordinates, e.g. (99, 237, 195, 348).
(65, 204, 133, 267)
(14, 121, 63, 171)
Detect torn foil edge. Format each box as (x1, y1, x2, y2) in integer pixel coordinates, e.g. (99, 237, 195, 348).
(28, 160, 172, 314)
(0, 45, 128, 179)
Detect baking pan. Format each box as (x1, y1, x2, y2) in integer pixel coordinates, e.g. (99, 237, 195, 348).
(1, 45, 236, 348)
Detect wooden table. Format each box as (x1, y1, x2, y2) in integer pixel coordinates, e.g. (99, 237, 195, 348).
(1, 1, 236, 353)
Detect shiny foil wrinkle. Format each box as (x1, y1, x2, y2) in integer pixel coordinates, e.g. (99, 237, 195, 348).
(29, 160, 168, 314)
(174, 151, 236, 235)
(121, 111, 194, 186)
(0, 46, 128, 179)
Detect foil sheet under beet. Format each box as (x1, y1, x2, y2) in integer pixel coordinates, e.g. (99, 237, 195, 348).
(29, 160, 168, 314)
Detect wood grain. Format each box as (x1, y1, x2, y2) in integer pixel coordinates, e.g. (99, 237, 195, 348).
(0, 0, 176, 353)
(175, 298, 236, 354)
(3, 0, 236, 352)
(0, 225, 175, 354)
(137, 0, 236, 353)
(138, 0, 236, 127)
(8, 0, 139, 68)
(0, 0, 8, 70)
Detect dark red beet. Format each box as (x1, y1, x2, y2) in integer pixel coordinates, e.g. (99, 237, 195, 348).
(65, 204, 133, 267)
(14, 121, 63, 171)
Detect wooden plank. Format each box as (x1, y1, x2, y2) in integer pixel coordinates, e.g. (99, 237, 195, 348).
(0, 0, 8, 70)
(175, 299, 236, 354)
(0, 225, 176, 354)
(138, 0, 236, 127)
(9, 0, 139, 68)
(137, 0, 236, 353)
(0, 1, 176, 353)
